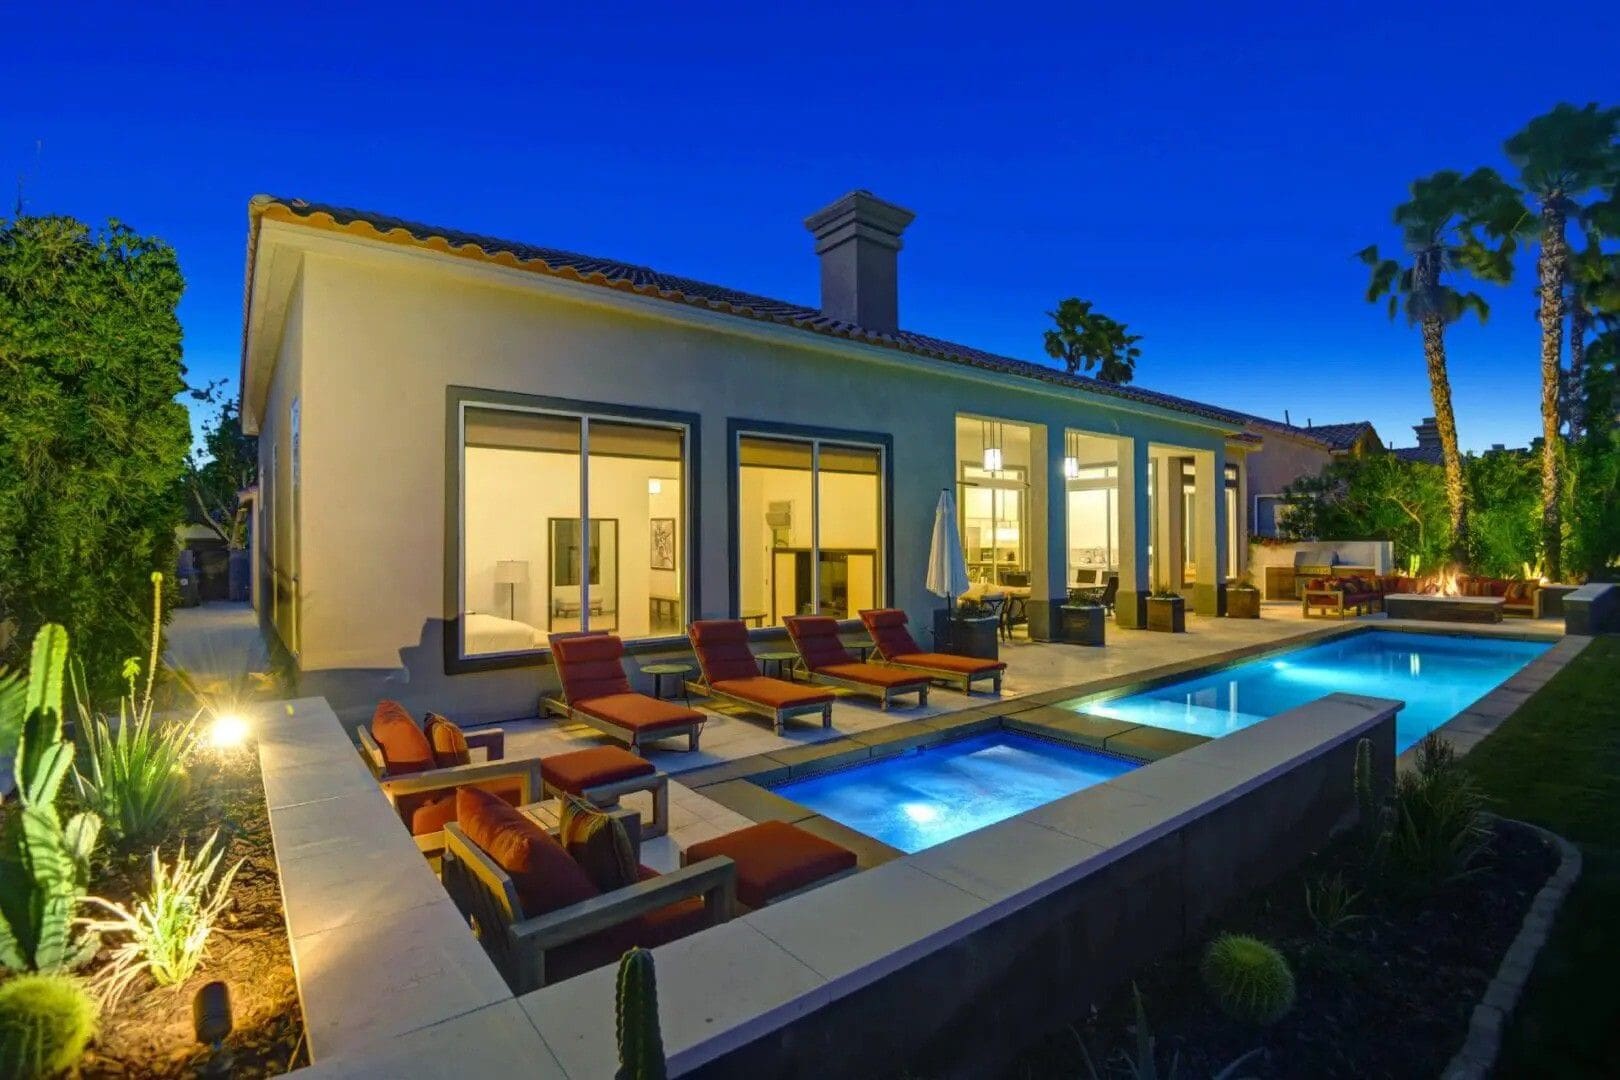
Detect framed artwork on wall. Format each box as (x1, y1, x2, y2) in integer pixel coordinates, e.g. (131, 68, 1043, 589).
(650, 517, 676, 571)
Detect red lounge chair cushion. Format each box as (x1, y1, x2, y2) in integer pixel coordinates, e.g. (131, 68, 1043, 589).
(541, 746, 656, 794)
(889, 652, 1007, 676)
(371, 701, 434, 776)
(550, 633, 632, 702)
(407, 776, 525, 836)
(817, 662, 932, 689)
(685, 821, 856, 908)
(688, 620, 762, 683)
(576, 693, 703, 733)
(425, 713, 472, 767)
(784, 615, 855, 670)
(858, 609, 923, 661)
(455, 787, 598, 916)
(710, 676, 835, 710)
(1504, 581, 1534, 604)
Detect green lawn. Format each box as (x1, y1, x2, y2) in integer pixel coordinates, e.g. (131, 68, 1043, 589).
(1465, 634, 1620, 1077)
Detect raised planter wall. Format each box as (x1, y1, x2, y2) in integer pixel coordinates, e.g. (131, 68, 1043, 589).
(1563, 582, 1618, 636)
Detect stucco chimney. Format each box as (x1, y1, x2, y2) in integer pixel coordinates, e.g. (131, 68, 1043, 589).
(804, 191, 915, 333)
(1414, 417, 1441, 450)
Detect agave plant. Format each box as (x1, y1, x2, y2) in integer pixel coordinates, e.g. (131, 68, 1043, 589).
(72, 573, 200, 845)
(83, 830, 242, 1005)
(1074, 983, 1263, 1080)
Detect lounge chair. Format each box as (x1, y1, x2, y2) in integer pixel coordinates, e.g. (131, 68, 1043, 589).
(783, 615, 931, 710)
(542, 633, 706, 754)
(442, 786, 735, 992)
(687, 620, 835, 733)
(358, 700, 540, 860)
(858, 609, 1006, 694)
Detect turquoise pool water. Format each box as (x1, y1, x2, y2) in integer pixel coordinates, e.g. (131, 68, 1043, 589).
(1072, 630, 1548, 752)
(774, 732, 1140, 853)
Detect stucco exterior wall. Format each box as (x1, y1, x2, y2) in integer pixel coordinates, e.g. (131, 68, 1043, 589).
(256, 276, 304, 660)
(1243, 432, 1332, 536)
(254, 231, 1244, 724)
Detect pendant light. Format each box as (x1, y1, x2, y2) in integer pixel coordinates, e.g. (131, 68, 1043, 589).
(982, 419, 1003, 473)
(1063, 430, 1080, 480)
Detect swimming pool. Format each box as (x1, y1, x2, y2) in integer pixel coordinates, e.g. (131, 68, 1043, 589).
(773, 732, 1140, 853)
(1070, 630, 1548, 752)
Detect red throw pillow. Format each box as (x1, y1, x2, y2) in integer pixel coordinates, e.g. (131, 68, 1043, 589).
(455, 787, 598, 916)
(559, 796, 639, 892)
(425, 713, 472, 767)
(371, 701, 434, 775)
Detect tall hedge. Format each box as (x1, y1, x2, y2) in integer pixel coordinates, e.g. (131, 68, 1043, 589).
(0, 216, 190, 692)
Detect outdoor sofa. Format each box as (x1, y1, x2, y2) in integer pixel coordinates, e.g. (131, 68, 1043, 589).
(687, 619, 835, 732)
(784, 615, 931, 710)
(542, 632, 706, 754)
(858, 608, 1006, 694)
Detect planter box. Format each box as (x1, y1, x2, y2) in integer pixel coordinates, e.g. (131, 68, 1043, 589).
(933, 609, 1001, 660)
(1059, 605, 1107, 646)
(1227, 588, 1261, 619)
(1146, 596, 1186, 633)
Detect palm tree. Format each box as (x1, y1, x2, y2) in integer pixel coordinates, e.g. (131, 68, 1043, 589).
(1504, 102, 1620, 582)
(1042, 298, 1142, 384)
(1565, 245, 1620, 440)
(1360, 169, 1524, 564)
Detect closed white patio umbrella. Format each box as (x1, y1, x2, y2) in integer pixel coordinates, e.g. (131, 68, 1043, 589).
(926, 488, 971, 605)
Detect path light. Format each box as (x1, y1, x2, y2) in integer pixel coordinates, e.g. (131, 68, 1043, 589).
(194, 981, 233, 1077)
(208, 713, 250, 751)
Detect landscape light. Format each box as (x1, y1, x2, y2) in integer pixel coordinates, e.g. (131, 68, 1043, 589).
(208, 713, 250, 751)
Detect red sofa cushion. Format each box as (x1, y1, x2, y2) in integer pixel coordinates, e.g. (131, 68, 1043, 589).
(688, 620, 761, 683)
(455, 787, 598, 916)
(685, 821, 856, 908)
(541, 746, 656, 794)
(371, 701, 434, 776)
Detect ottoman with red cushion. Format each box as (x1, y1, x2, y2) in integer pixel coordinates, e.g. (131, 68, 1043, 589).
(682, 820, 857, 908)
(541, 746, 669, 839)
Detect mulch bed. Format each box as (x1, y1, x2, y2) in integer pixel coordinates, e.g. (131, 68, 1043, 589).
(76, 747, 305, 1078)
(1001, 819, 1558, 1079)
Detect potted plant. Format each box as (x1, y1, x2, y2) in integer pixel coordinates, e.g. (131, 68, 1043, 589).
(1227, 574, 1261, 619)
(1146, 584, 1186, 633)
(933, 597, 1001, 660)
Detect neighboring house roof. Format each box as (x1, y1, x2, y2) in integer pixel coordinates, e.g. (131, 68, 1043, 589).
(1391, 444, 1446, 465)
(243, 195, 1259, 439)
(1291, 421, 1376, 453)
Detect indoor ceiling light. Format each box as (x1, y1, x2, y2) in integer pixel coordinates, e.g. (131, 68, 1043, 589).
(981, 419, 1002, 472)
(1063, 455, 1080, 479)
(647, 478, 662, 495)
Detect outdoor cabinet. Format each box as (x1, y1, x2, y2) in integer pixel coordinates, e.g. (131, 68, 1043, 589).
(933, 608, 1000, 660)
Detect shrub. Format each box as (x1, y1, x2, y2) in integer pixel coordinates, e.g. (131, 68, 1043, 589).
(1304, 871, 1363, 935)
(1075, 983, 1263, 1079)
(0, 625, 102, 973)
(73, 574, 199, 845)
(1200, 933, 1296, 1026)
(84, 831, 242, 1004)
(1383, 734, 1489, 892)
(0, 973, 98, 1079)
(0, 214, 191, 700)
(615, 947, 666, 1080)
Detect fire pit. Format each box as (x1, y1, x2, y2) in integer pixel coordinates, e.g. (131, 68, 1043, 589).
(1384, 594, 1505, 624)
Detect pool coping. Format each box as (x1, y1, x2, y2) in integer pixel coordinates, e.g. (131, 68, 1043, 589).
(678, 622, 1572, 850)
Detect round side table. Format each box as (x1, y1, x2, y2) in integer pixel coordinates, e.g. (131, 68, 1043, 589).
(641, 662, 695, 704)
(755, 650, 801, 681)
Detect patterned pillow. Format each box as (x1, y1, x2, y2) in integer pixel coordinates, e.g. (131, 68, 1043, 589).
(559, 796, 638, 892)
(424, 713, 472, 767)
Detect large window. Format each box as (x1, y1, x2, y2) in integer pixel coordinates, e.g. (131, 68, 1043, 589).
(737, 434, 884, 626)
(956, 416, 1032, 586)
(458, 403, 688, 658)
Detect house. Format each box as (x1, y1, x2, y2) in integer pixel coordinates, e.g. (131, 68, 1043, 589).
(1390, 416, 1447, 465)
(1237, 417, 1382, 537)
(239, 191, 1260, 724)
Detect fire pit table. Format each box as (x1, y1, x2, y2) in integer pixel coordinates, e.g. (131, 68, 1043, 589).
(1384, 594, 1505, 624)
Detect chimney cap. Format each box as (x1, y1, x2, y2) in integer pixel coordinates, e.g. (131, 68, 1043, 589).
(804, 191, 916, 255)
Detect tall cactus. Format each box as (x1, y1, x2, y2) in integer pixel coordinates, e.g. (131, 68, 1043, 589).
(614, 948, 666, 1080)
(0, 625, 102, 972)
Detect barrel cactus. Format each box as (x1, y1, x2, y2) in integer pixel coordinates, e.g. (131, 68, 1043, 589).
(615, 948, 666, 1080)
(1200, 933, 1295, 1026)
(0, 973, 99, 1079)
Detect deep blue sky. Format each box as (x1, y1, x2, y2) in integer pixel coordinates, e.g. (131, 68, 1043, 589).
(7, 2, 1618, 451)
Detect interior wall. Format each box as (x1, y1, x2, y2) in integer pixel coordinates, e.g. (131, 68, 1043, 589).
(738, 465, 880, 623)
